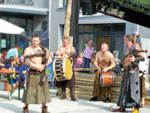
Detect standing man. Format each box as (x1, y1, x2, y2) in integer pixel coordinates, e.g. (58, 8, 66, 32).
(56, 37, 76, 101)
(22, 34, 52, 113)
(113, 35, 144, 113)
(90, 42, 116, 102)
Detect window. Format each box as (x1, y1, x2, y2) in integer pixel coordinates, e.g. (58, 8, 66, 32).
(63, 0, 67, 7)
(95, 25, 111, 32)
(79, 25, 93, 32)
(113, 24, 125, 32)
(59, 0, 67, 8)
(78, 34, 94, 53)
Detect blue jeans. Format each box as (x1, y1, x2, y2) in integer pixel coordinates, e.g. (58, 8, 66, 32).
(82, 57, 90, 68)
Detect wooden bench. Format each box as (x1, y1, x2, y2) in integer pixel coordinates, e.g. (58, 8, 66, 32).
(0, 72, 20, 100)
(0, 74, 13, 100)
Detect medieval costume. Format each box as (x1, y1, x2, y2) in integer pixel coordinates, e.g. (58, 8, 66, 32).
(116, 46, 144, 112)
(56, 59, 76, 101)
(22, 70, 51, 104)
(91, 51, 115, 102)
(93, 71, 112, 101)
(22, 46, 51, 113)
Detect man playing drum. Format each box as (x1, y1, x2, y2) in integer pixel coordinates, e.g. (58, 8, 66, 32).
(22, 34, 52, 113)
(90, 42, 116, 102)
(56, 37, 76, 101)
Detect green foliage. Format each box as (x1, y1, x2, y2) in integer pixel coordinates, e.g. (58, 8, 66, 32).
(132, 0, 150, 7)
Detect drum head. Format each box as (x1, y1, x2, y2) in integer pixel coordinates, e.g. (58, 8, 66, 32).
(64, 58, 72, 80)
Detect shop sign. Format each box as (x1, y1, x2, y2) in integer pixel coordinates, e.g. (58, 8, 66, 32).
(1, 39, 6, 48)
(41, 21, 47, 31)
(5, 0, 34, 6)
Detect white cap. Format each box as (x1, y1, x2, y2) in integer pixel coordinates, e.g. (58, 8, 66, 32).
(133, 31, 139, 35)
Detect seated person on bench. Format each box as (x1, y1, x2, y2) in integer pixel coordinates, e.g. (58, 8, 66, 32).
(3, 56, 19, 99)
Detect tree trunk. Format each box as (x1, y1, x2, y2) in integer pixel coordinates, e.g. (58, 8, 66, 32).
(63, 0, 73, 45)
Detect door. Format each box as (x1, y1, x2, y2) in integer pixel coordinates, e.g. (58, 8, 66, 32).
(96, 36, 110, 51)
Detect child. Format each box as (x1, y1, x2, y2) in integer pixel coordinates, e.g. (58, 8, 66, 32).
(77, 51, 83, 67)
(4, 56, 19, 99)
(73, 57, 81, 68)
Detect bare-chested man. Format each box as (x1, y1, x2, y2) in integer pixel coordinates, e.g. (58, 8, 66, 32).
(90, 42, 116, 102)
(56, 37, 76, 101)
(22, 34, 52, 113)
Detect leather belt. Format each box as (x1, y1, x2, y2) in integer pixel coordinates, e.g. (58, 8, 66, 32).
(29, 70, 41, 75)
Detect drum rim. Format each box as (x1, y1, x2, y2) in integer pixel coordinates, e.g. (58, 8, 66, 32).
(53, 58, 59, 81)
(53, 58, 73, 81)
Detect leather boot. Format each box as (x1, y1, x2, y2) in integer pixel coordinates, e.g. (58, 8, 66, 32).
(60, 87, 66, 100)
(70, 87, 76, 101)
(90, 96, 98, 101)
(23, 107, 29, 113)
(41, 106, 50, 113)
(112, 107, 126, 112)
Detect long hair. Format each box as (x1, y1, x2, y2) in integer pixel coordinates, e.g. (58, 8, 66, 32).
(125, 34, 134, 44)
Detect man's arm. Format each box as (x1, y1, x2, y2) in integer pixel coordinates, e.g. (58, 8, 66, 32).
(55, 47, 61, 56)
(94, 52, 101, 71)
(24, 47, 44, 71)
(46, 50, 52, 66)
(69, 46, 76, 57)
(105, 53, 116, 71)
(55, 47, 65, 59)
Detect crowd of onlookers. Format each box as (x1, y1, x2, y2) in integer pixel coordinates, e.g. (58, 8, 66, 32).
(73, 40, 97, 69)
(0, 40, 121, 99)
(0, 45, 29, 99)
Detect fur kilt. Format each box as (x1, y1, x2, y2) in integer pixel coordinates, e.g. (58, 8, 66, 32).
(22, 74, 51, 104)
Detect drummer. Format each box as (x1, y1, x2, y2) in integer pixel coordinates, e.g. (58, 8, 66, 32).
(90, 42, 116, 102)
(55, 36, 76, 101)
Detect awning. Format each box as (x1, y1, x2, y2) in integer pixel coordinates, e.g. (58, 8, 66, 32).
(0, 19, 25, 34)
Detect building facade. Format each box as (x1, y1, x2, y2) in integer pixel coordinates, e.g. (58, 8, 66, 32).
(49, 0, 150, 62)
(0, 0, 150, 65)
(0, 0, 49, 55)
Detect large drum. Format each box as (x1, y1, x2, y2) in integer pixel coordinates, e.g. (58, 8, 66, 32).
(99, 71, 116, 87)
(53, 58, 73, 81)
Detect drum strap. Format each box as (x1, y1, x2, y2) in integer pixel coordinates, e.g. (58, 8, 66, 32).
(59, 48, 63, 56)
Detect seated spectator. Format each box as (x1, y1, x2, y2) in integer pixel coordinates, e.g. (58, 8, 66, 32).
(3, 56, 19, 99)
(0, 48, 7, 65)
(5, 44, 19, 64)
(73, 57, 81, 68)
(113, 53, 120, 65)
(90, 57, 95, 68)
(19, 56, 29, 84)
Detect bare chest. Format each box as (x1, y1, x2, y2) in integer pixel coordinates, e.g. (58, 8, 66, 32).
(29, 48, 43, 64)
(61, 48, 71, 56)
(98, 55, 111, 67)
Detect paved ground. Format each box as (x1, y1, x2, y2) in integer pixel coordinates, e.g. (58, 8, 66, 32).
(0, 83, 150, 113)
